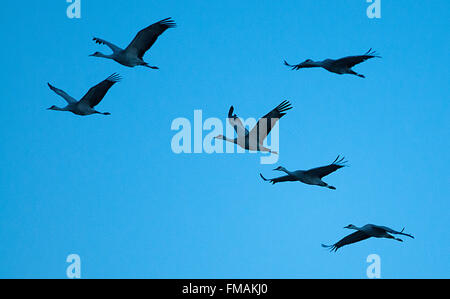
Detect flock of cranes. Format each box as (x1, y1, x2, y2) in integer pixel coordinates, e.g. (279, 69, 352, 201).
(48, 18, 177, 113)
(47, 17, 414, 253)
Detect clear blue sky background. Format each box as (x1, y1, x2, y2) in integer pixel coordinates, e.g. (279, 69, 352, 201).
(0, 1, 448, 279)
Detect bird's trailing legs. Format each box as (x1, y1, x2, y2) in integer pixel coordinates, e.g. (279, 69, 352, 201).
(349, 70, 365, 78)
(143, 63, 159, 70)
(95, 111, 111, 116)
(386, 234, 403, 242)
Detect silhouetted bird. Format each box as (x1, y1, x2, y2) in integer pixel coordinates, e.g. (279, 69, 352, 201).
(260, 156, 347, 189)
(215, 101, 293, 154)
(284, 49, 381, 78)
(322, 224, 415, 252)
(47, 73, 121, 116)
(90, 18, 176, 69)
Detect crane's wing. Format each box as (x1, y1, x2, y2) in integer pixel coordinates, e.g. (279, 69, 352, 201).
(322, 231, 371, 252)
(47, 83, 77, 104)
(228, 106, 249, 137)
(377, 226, 415, 239)
(79, 73, 121, 108)
(125, 18, 176, 59)
(260, 173, 297, 185)
(249, 100, 293, 144)
(305, 156, 347, 179)
(333, 48, 381, 69)
(92, 38, 123, 53)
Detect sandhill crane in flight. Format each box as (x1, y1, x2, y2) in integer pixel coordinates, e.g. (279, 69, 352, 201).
(284, 49, 381, 78)
(260, 156, 347, 190)
(322, 224, 415, 252)
(214, 101, 293, 154)
(90, 18, 176, 69)
(47, 73, 121, 116)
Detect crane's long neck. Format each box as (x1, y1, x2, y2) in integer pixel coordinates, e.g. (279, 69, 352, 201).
(52, 106, 69, 111)
(308, 60, 325, 68)
(96, 52, 115, 59)
(221, 136, 237, 144)
(280, 168, 295, 176)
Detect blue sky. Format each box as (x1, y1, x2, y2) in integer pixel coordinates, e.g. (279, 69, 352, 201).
(0, 0, 448, 278)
